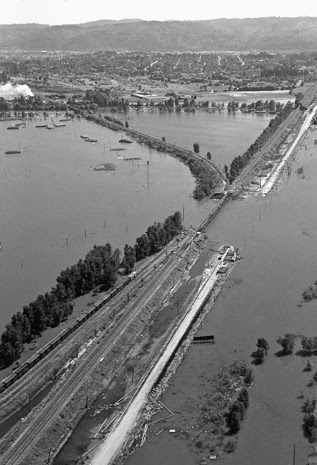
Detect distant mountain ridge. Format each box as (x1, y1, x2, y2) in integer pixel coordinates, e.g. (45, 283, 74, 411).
(1, 17, 317, 52)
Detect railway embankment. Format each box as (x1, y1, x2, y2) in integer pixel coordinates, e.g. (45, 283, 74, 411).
(0, 233, 211, 464)
(85, 113, 226, 199)
(260, 104, 317, 195)
(89, 245, 238, 465)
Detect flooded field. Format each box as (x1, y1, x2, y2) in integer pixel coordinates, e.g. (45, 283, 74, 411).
(124, 127, 317, 464)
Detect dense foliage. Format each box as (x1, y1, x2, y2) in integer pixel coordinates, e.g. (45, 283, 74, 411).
(276, 333, 296, 355)
(122, 211, 182, 273)
(0, 211, 182, 369)
(252, 337, 269, 364)
(302, 281, 317, 302)
(302, 399, 317, 442)
(228, 102, 294, 183)
(226, 388, 250, 433)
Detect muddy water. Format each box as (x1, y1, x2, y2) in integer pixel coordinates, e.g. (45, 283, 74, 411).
(125, 131, 317, 464)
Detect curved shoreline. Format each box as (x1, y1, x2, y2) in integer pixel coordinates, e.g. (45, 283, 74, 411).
(85, 113, 226, 199)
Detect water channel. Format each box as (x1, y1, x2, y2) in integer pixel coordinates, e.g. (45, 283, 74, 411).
(125, 126, 317, 465)
(1, 101, 310, 464)
(0, 112, 272, 335)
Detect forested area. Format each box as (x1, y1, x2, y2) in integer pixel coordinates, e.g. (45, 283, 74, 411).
(227, 102, 294, 183)
(0, 212, 182, 368)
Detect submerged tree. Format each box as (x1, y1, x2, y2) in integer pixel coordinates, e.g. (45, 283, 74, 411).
(277, 334, 296, 355)
(256, 338, 270, 355)
(193, 142, 200, 154)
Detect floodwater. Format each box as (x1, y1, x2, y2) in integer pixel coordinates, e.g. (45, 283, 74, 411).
(125, 130, 317, 464)
(122, 109, 274, 167)
(0, 112, 270, 334)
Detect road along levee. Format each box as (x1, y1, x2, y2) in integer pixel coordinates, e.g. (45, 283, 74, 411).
(261, 104, 317, 195)
(90, 246, 236, 465)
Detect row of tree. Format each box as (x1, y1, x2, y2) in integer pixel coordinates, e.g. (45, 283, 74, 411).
(0, 212, 182, 369)
(226, 388, 250, 433)
(226, 102, 294, 183)
(302, 399, 317, 442)
(121, 211, 182, 273)
(87, 113, 219, 200)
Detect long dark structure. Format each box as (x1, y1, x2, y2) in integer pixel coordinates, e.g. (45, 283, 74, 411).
(0, 272, 136, 394)
(193, 335, 215, 343)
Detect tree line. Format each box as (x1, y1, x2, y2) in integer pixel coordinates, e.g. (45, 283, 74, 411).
(0, 211, 182, 369)
(121, 211, 182, 273)
(226, 102, 294, 183)
(85, 113, 219, 201)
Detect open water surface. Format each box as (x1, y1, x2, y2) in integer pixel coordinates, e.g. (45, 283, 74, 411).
(123, 109, 274, 167)
(125, 129, 317, 464)
(0, 112, 271, 334)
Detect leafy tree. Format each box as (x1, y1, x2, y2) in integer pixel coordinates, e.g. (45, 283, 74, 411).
(277, 334, 296, 355)
(1, 71, 8, 83)
(121, 244, 136, 274)
(193, 142, 200, 154)
(254, 346, 266, 364)
(238, 388, 249, 408)
(231, 400, 245, 419)
(301, 336, 316, 355)
(0, 97, 9, 112)
(302, 399, 315, 414)
(244, 368, 254, 385)
(226, 409, 242, 433)
(257, 338, 269, 355)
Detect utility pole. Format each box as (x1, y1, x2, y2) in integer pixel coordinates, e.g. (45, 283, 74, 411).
(293, 443, 296, 465)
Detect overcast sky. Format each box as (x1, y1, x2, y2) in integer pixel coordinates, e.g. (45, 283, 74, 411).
(2, 0, 317, 25)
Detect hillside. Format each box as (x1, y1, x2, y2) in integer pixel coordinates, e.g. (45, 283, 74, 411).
(1, 17, 317, 52)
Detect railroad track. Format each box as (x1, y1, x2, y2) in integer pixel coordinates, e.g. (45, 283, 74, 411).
(3, 86, 316, 463)
(0, 232, 196, 465)
(0, 232, 192, 410)
(229, 84, 317, 192)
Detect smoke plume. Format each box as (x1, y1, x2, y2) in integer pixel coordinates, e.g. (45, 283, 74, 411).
(0, 82, 34, 100)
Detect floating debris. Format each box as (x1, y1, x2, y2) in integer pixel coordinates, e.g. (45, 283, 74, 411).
(94, 163, 116, 171)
